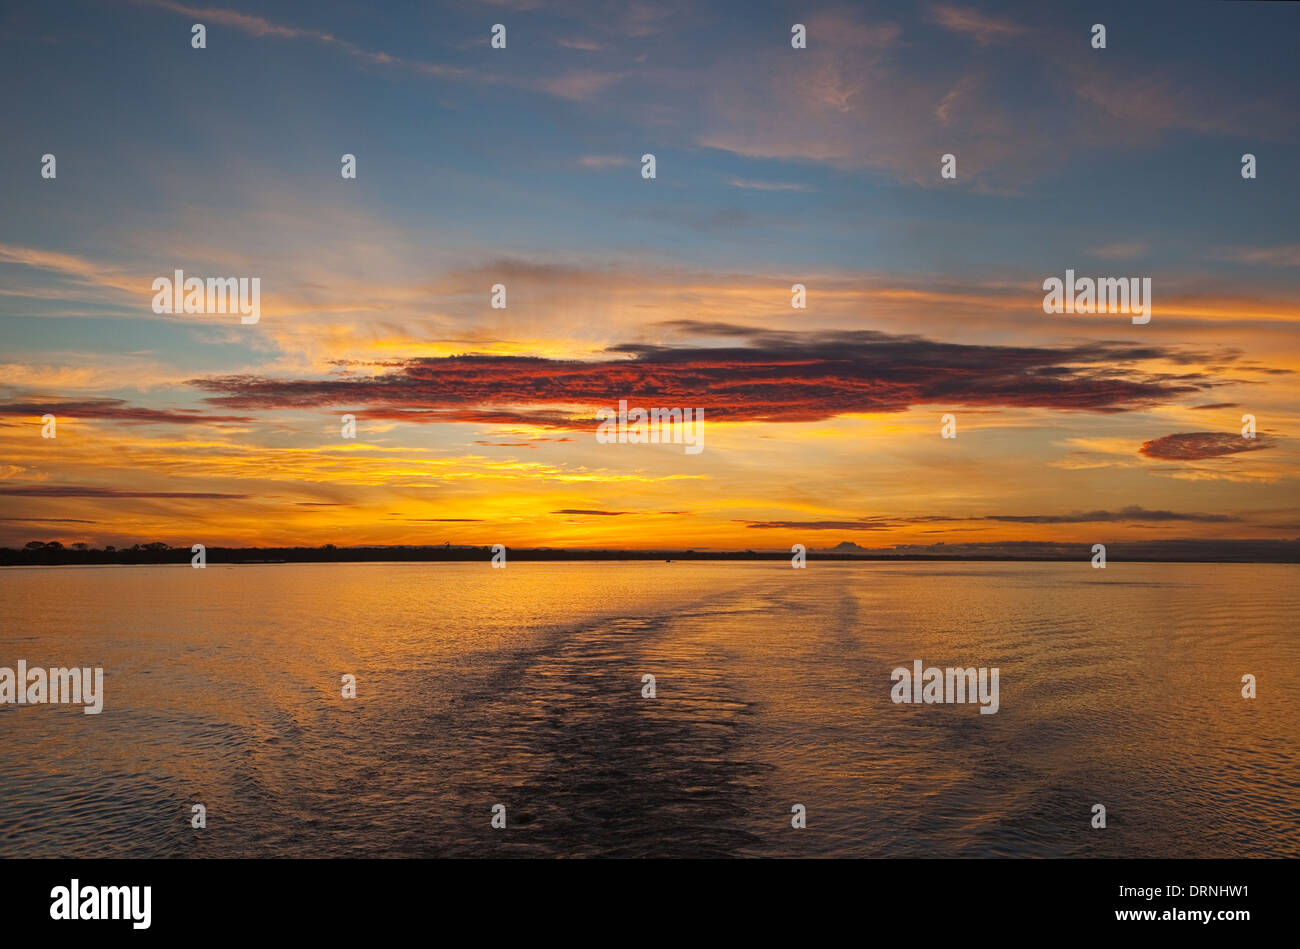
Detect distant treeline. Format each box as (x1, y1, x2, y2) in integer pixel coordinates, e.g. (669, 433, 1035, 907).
(0, 542, 1002, 566)
(3, 540, 1299, 565)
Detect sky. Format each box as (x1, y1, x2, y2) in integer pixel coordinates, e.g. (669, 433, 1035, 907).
(1, 0, 1298, 551)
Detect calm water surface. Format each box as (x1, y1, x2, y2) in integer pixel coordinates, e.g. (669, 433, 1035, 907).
(0, 561, 1296, 857)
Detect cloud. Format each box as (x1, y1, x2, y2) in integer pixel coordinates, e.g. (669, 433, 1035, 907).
(935, 75, 979, 125)
(578, 155, 633, 169)
(980, 507, 1240, 524)
(141, 1, 632, 103)
(143, 1, 413, 68)
(0, 400, 254, 425)
(688, 6, 1292, 189)
(724, 177, 812, 192)
(743, 507, 1240, 528)
(539, 70, 625, 101)
(742, 519, 893, 530)
(686, 9, 1057, 189)
(0, 517, 98, 524)
(553, 509, 629, 516)
(0, 485, 250, 499)
(0, 360, 196, 393)
(928, 4, 1030, 45)
(1139, 432, 1278, 461)
(473, 434, 574, 446)
(187, 322, 1230, 427)
(0, 243, 143, 297)
(557, 38, 604, 51)
(1224, 245, 1300, 268)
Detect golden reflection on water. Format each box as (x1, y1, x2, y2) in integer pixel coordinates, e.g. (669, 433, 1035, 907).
(0, 561, 1295, 857)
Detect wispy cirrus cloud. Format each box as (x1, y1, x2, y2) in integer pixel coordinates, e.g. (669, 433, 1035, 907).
(1224, 245, 1300, 268)
(0, 243, 142, 296)
(577, 154, 633, 169)
(691, 5, 1292, 188)
(724, 177, 812, 192)
(139, 0, 627, 100)
(141, 0, 421, 68)
(928, 4, 1030, 45)
(541, 70, 625, 100)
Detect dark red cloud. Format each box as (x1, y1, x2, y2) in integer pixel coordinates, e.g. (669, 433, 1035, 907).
(981, 507, 1239, 523)
(553, 509, 629, 516)
(1139, 432, 1277, 461)
(189, 324, 1235, 428)
(0, 400, 254, 424)
(0, 517, 98, 523)
(0, 486, 250, 499)
(742, 519, 894, 530)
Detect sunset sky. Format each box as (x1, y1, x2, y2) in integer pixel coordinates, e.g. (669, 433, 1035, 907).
(1, 0, 1297, 550)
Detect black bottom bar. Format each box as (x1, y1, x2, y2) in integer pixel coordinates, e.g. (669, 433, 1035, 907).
(1, 858, 1279, 936)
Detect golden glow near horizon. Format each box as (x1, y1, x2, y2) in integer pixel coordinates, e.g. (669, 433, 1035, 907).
(3, 357, 1297, 549)
(4, 269, 1299, 553)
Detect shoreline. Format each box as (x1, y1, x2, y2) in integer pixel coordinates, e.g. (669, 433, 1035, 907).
(4, 546, 1299, 566)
